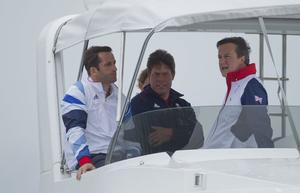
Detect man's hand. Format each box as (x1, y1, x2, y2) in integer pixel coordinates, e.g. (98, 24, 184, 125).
(149, 126, 173, 147)
(76, 163, 95, 180)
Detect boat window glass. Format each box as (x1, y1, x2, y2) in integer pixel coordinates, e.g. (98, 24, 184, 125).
(108, 105, 300, 164)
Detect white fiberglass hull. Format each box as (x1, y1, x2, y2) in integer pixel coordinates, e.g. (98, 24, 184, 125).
(40, 148, 300, 193)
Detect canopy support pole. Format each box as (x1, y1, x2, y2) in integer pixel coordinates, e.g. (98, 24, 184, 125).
(106, 29, 155, 164)
(281, 34, 287, 138)
(77, 40, 89, 81)
(259, 33, 264, 81)
(117, 32, 126, 122)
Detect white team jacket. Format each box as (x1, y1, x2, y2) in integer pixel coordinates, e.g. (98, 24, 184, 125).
(61, 78, 118, 169)
(204, 70, 273, 149)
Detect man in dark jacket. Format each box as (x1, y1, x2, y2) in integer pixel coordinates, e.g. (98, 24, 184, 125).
(129, 49, 204, 154)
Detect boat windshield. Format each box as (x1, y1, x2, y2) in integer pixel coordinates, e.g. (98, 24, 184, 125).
(107, 105, 300, 164)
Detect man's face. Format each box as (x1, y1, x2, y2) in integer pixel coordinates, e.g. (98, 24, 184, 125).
(218, 43, 246, 77)
(92, 52, 117, 83)
(149, 63, 174, 99)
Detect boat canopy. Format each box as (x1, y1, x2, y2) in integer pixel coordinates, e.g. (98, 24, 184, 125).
(55, 0, 300, 52)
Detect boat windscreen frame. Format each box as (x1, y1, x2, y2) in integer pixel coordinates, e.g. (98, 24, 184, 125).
(105, 16, 300, 164)
(50, 14, 300, 167)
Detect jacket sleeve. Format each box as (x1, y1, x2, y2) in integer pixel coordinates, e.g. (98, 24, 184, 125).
(231, 78, 274, 148)
(61, 81, 92, 166)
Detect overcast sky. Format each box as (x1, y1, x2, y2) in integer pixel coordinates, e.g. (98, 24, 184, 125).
(0, 1, 84, 193)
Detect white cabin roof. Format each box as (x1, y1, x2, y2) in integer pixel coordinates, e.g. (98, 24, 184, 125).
(55, 0, 300, 52)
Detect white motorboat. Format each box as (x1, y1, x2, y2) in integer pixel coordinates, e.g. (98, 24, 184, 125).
(37, 0, 300, 192)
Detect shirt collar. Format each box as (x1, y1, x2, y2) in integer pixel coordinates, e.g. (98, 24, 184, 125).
(87, 77, 117, 97)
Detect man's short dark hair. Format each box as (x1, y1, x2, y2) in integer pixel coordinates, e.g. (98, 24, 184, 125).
(84, 46, 112, 75)
(147, 49, 175, 75)
(217, 37, 251, 65)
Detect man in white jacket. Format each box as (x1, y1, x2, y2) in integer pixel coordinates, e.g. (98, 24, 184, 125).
(204, 37, 274, 148)
(61, 46, 118, 180)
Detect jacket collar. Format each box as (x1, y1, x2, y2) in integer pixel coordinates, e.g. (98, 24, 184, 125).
(87, 77, 117, 97)
(143, 85, 183, 104)
(225, 63, 256, 101)
(226, 63, 256, 84)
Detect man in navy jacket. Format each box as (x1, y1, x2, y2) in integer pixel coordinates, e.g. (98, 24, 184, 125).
(129, 49, 204, 154)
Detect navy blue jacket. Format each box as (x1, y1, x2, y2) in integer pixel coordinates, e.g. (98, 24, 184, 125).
(129, 85, 204, 154)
